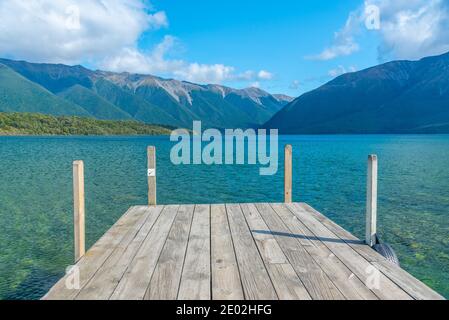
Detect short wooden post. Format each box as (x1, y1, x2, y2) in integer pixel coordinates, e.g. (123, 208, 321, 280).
(366, 155, 378, 247)
(147, 146, 157, 206)
(284, 145, 293, 203)
(73, 160, 85, 262)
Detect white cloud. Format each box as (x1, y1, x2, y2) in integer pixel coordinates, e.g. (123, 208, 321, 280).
(289, 80, 301, 90)
(174, 63, 236, 84)
(257, 70, 274, 80)
(0, 0, 167, 64)
(310, 0, 449, 61)
(328, 65, 357, 77)
(312, 40, 359, 61)
(101, 36, 184, 75)
(369, 0, 449, 60)
(0, 0, 274, 85)
(147, 11, 169, 29)
(102, 36, 274, 84)
(308, 11, 362, 60)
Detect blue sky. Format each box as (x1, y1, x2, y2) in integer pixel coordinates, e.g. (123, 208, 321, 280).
(147, 0, 377, 95)
(1, 0, 448, 97)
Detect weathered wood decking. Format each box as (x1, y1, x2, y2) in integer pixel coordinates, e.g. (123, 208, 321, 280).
(43, 203, 444, 300)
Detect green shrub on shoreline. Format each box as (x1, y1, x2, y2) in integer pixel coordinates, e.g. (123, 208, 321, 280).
(0, 112, 173, 136)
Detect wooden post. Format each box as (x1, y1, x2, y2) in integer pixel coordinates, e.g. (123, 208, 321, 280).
(366, 155, 378, 247)
(148, 146, 157, 206)
(284, 145, 293, 203)
(73, 160, 85, 262)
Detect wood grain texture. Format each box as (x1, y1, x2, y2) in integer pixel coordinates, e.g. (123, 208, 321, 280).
(178, 205, 211, 300)
(76, 206, 163, 300)
(226, 204, 278, 300)
(145, 205, 195, 300)
(271, 203, 377, 300)
(147, 146, 156, 206)
(288, 203, 412, 300)
(241, 203, 311, 300)
(284, 145, 292, 203)
(366, 155, 378, 247)
(211, 204, 244, 300)
(73, 160, 85, 262)
(298, 203, 444, 300)
(44, 203, 444, 300)
(255, 203, 344, 300)
(43, 206, 146, 300)
(110, 205, 179, 300)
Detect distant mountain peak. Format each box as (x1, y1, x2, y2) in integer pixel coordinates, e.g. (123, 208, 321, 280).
(272, 94, 294, 103)
(265, 50, 449, 134)
(94, 67, 291, 107)
(100, 72, 198, 105)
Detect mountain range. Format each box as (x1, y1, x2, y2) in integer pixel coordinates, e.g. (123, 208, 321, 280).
(0, 58, 292, 129)
(2, 52, 449, 134)
(265, 51, 449, 133)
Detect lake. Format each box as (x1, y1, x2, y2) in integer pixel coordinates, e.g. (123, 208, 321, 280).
(0, 135, 448, 299)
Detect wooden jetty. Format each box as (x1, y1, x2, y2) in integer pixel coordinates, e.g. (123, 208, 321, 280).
(43, 146, 444, 300)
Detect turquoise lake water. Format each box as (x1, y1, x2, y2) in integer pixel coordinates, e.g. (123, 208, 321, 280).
(0, 135, 448, 299)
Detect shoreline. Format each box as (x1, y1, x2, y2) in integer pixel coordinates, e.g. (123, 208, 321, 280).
(0, 132, 170, 137)
(2, 132, 449, 137)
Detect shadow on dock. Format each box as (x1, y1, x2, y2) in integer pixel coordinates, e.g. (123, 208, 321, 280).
(252, 230, 364, 245)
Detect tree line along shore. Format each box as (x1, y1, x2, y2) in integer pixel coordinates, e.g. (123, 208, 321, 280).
(0, 112, 174, 136)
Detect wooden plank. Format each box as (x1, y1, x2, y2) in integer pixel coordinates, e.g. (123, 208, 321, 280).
(299, 203, 445, 300)
(255, 203, 344, 300)
(210, 204, 244, 300)
(271, 203, 378, 300)
(44, 201, 444, 301)
(284, 145, 292, 203)
(75, 206, 163, 300)
(73, 160, 85, 262)
(148, 146, 156, 206)
(226, 204, 278, 300)
(110, 205, 179, 300)
(300, 203, 389, 263)
(145, 205, 195, 300)
(178, 205, 211, 300)
(266, 264, 312, 300)
(241, 203, 287, 264)
(371, 261, 445, 300)
(241, 203, 311, 300)
(288, 203, 412, 300)
(366, 155, 378, 246)
(43, 206, 147, 300)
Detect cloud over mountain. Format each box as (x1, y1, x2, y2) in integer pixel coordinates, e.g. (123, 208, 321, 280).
(0, 0, 165, 64)
(101, 36, 274, 85)
(310, 0, 449, 61)
(0, 0, 273, 86)
(373, 0, 449, 60)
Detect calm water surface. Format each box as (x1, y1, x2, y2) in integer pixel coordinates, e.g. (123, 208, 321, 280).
(0, 135, 448, 299)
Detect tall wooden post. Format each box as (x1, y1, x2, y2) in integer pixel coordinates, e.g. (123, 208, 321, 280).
(73, 160, 85, 262)
(284, 145, 293, 203)
(366, 155, 378, 247)
(148, 146, 157, 206)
